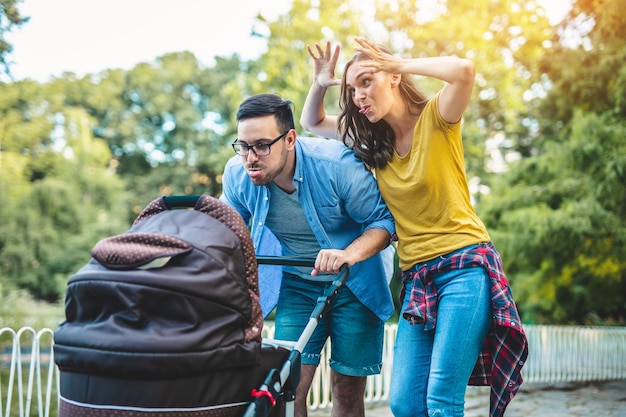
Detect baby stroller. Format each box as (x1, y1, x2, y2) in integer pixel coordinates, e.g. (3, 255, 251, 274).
(53, 195, 349, 417)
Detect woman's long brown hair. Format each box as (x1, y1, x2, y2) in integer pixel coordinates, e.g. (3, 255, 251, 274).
(338, 47, 429, 170)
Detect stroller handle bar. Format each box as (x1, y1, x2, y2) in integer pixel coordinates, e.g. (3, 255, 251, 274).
(257, 255, 318, 268)
(163, 195, 201, 208)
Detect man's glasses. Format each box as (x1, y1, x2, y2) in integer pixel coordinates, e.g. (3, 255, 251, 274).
(231, 131, 289, 157)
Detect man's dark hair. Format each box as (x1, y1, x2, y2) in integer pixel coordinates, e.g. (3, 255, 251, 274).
(237, 93, 296, 133)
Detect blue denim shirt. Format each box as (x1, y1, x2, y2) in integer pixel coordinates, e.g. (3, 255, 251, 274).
(220, 137, 395, 321)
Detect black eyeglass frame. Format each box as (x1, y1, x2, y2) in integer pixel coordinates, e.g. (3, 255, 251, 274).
(231, 131, 289, 156)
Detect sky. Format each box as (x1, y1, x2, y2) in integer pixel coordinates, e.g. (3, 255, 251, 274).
(5, 0, 292, 81)
(5, 0, 571, 82)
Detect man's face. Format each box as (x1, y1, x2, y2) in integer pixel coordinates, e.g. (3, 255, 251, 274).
(236, 115, 293, 186)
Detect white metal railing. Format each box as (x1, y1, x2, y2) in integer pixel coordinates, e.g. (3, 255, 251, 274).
(0, 327, 58, 417)
(523, 325, 626, 384)
(1, 324, 625, 416)
(262, 322, 396, 409)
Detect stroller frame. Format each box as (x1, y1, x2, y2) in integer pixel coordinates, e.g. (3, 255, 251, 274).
(245, 256, 349, 417)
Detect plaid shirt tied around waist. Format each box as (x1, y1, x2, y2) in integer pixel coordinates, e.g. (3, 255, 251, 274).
(401, 241, 529, 417)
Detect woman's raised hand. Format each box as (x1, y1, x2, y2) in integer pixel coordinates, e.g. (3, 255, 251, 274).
(353, 36, 402, 73)
(306, 41, 341, 88)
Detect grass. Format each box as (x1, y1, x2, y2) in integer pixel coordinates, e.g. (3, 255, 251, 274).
(0, 290, 64, 331)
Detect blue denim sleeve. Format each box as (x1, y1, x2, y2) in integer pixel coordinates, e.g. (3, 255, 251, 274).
(219, 157, 252, 225)
(338, 150, 395, 238)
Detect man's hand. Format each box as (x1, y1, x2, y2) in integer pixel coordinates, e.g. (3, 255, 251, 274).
(312, 249, 351, 276)
(311, 228, 391, 276)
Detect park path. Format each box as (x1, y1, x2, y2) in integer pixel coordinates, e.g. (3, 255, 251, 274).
(309, 380, 626, 417)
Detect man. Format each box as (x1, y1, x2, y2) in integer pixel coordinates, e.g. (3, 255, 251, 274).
(220, 93, 395, 417)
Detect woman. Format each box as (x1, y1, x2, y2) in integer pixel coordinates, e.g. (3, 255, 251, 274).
(300, 37, 528, 417)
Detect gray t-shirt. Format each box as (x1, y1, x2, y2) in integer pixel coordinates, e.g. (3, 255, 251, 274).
(265, 183, 335, 281)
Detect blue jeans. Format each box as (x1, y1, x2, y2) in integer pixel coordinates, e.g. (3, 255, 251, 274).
(389, 263, 492, 417)
(274, 273, 384, 376)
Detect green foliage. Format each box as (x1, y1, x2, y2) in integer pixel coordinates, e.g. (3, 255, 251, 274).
(61, 52, 235, 207)
(0, 81, 130, 301)
(249, 0, 363, 125)
(539, 0, 626, 122)
(480, 110, 626, 324)
(0, 290, 64, 329)
(0, 0, 624, 324)
(473, 0, 626, 324)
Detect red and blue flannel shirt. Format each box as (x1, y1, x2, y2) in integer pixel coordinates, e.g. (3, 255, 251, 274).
(401, 241, 529, 417)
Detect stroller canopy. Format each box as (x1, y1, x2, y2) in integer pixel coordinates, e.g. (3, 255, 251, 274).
(54, 195, 264, 378)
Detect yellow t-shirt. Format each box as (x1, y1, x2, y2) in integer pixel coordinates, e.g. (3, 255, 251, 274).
(376, 94, 490, 270)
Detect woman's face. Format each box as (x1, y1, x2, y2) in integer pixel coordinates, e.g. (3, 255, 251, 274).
(344, 61, 395, 124)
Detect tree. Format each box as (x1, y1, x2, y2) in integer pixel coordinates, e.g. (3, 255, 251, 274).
(478, 0, 626, 324)
(0, 80, 129, 301)
(0, 0, 28, 77)
(244, 0, 365, 126)
(539, 0, 626, 124)
(42, 53, 239, 215)
(480, 111, 625, 323)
